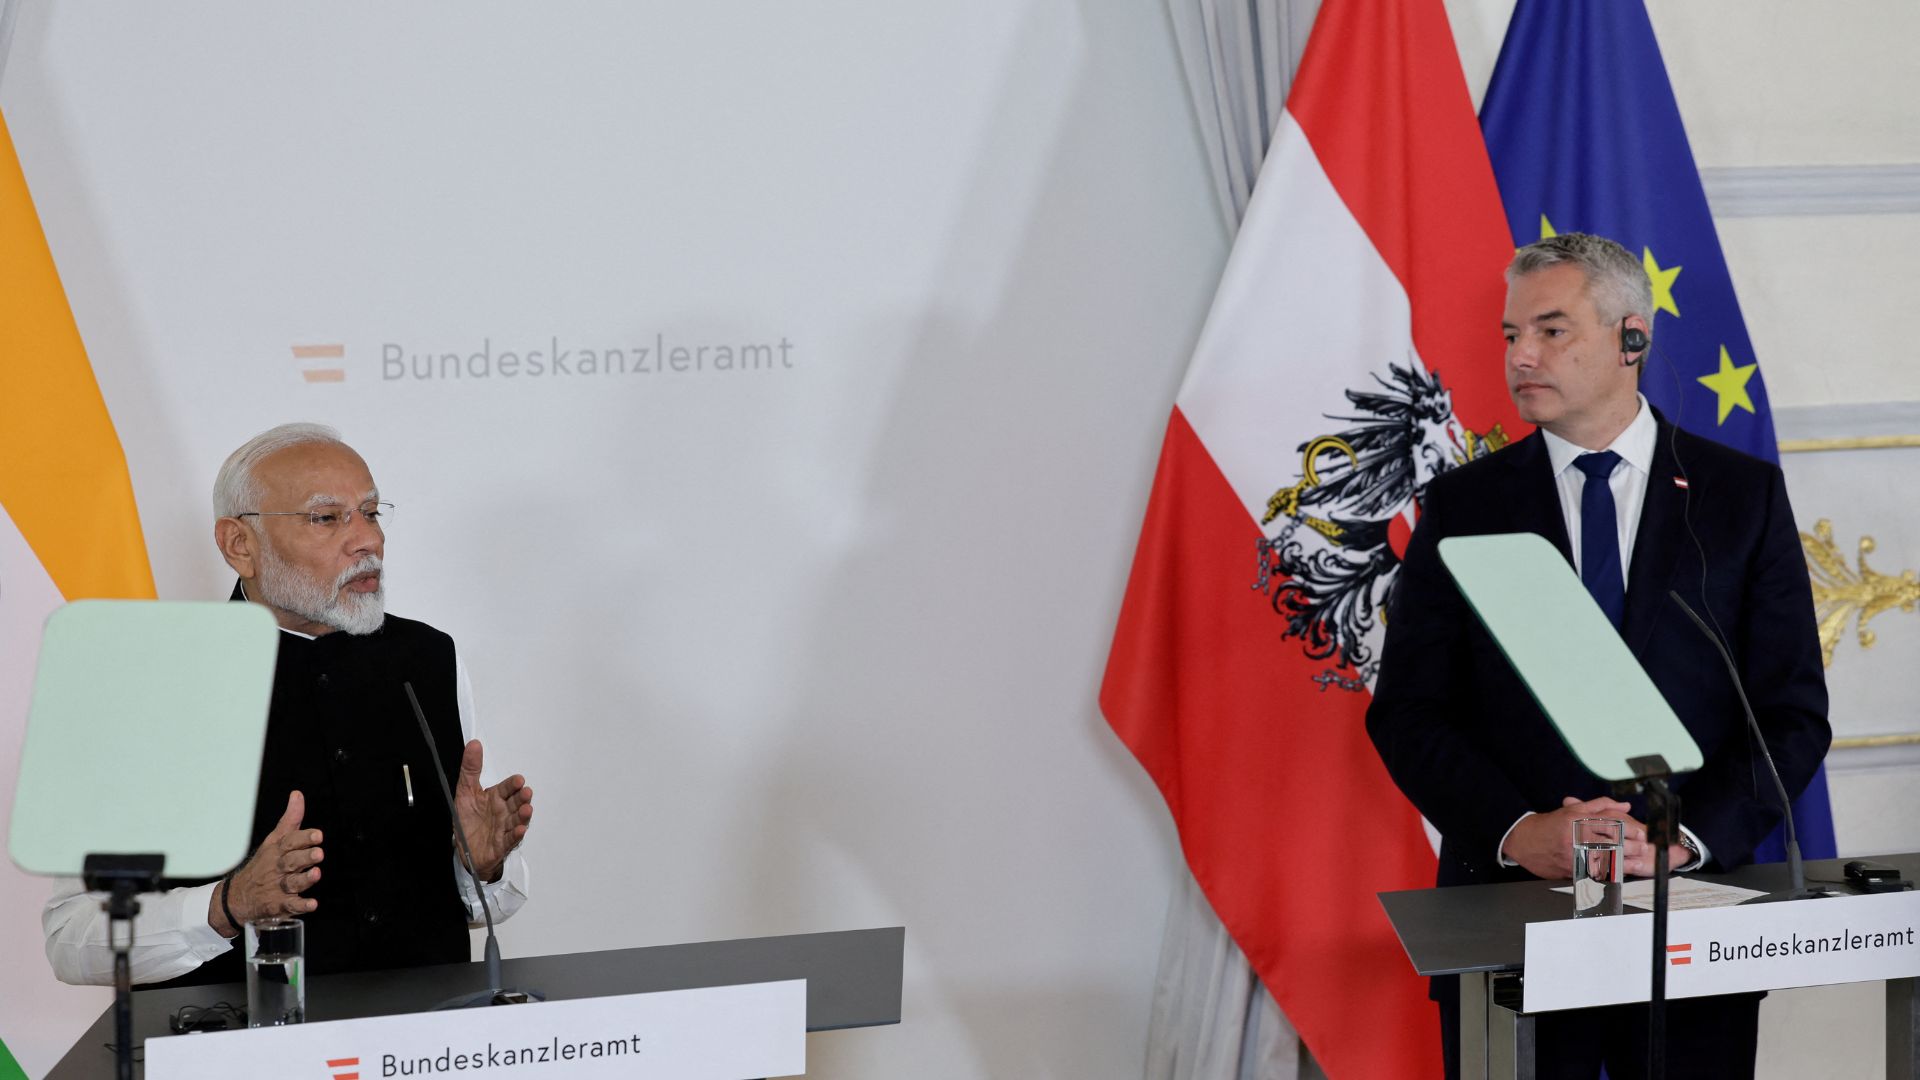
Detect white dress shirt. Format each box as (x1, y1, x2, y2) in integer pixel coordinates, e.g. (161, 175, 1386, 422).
(43, 643, 531, 986)
(1496, 396, 1710, 870)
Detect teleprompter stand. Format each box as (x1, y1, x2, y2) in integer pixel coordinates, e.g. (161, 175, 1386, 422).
(9, 602, 278, 1080)
(1439, 534, 1709, 1080)
(81, 854, 164, 1080)
(1614, 754, 1679, 1080)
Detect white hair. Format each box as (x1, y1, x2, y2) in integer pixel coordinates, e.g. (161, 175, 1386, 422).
(213, 423, 347, 519)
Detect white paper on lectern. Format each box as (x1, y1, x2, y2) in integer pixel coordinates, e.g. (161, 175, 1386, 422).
(1524, 890, 1920, 1012)
(143, 979, 806, 1080)
(1548, 877, 1767, 912)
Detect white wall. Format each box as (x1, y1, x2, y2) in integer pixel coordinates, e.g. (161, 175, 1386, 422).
(1, 2, 1224, 1076)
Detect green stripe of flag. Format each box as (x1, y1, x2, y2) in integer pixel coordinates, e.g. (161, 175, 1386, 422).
(0, 1034, 27, 1080)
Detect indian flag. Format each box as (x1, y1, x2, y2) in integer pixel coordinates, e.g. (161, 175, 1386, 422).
(1, 105, 156, 1078)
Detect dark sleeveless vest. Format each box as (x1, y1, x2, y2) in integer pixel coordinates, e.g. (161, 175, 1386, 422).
(146, 584, 473, 989)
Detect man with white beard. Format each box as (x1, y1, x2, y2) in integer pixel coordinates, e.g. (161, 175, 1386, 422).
(43, 423, 534, 987)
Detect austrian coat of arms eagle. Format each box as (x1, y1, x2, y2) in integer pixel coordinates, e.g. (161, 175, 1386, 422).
(1254, 356, 1508, 691)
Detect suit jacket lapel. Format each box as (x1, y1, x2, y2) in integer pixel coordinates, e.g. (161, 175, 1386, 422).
(1504, 433, 1573, 566)
(1623, 419, 1686, 653)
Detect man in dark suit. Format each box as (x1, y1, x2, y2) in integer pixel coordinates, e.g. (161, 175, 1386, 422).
(1365, 233, 1829, 1080)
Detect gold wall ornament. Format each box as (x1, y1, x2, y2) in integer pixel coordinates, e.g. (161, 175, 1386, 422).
(1779, 434, 1920, 454)
(1800, 518, 1920, 668)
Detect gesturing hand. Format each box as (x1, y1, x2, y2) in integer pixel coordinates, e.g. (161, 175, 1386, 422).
(211, 791, 322, 938)
(452, 739, 533, 882)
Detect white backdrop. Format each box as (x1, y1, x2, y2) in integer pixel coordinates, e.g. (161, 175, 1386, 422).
(1, 2, 1228, 1076)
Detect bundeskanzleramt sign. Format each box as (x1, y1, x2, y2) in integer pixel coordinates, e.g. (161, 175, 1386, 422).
(1525, 889, 1920, 1012)
(143, 979, 804, 1079)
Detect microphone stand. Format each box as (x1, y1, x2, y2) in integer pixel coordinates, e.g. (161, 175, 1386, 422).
(404, 682, 543, 1008)
(1633, 593, 1838, 1077)
(1667, 591, 1835, 905)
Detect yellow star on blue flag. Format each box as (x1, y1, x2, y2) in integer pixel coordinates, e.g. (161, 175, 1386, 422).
(1698, 346, 1757, 424)
(1644, 248, 1681, 318)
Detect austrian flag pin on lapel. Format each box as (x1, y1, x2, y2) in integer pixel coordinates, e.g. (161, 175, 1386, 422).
(1673, 476, 1690, 489)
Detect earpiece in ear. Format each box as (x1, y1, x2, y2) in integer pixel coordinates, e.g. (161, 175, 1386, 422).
(1621, 326, 1649, 353)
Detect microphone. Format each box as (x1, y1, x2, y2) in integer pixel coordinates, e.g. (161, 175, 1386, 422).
(1665, 592, 1830, 902)
(404, 681, 544, 1005)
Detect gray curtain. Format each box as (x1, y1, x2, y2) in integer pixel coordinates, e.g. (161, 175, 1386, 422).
(1149, 2, 1324, 1079)
(1166, 0, 1321, 234)
(1145, 874, 1304, 1080)
(0, 0, 22, 89)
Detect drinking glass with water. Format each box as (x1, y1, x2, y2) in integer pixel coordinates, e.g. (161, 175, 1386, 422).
(1571, 817, 1624, 918)
(245, 918, 305, 1026)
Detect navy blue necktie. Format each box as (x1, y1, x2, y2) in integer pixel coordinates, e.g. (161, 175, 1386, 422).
(1573, 451, 1625, 629)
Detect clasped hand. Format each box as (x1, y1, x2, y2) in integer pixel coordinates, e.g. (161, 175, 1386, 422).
(1500, 795, 1689, 881)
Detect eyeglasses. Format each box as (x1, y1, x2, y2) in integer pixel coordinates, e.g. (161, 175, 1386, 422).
(236, 501, 394, 531)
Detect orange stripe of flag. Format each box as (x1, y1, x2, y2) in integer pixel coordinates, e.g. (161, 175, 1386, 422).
(302, 369, 347, 383)
(292, 344, 345, 359)
(0, 106, 154, 601)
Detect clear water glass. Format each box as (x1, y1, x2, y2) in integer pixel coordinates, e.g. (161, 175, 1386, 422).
(245, 917, 305, 1026)
(1571, 817, 1625, 918)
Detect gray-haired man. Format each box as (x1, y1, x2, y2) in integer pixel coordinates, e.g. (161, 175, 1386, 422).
(1367, 234, 1828, 1078)
(46, 423, 534, 986)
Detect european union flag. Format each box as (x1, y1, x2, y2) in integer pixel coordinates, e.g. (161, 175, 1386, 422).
(1480, 0, 1834, 864)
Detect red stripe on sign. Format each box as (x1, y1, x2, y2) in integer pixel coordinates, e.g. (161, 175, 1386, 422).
(1671, 957, 1692, 965)
(1101, 408, 1438, 1080)
(1667, 943, 1692, 953)
(1285, 0, 1522, 442)
(327, 1060, 359, 1068)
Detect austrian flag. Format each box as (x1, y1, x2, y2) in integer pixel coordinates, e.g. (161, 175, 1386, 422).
(1100, 0, 1522, 1075)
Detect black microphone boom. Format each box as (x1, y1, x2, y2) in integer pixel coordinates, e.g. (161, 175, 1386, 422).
(1665, 591, 1828, 902)
(404, 681, 544, 1005)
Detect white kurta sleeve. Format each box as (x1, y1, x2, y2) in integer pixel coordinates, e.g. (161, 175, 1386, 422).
(450, 648, 531, 926)
(43, 878, 235, 986)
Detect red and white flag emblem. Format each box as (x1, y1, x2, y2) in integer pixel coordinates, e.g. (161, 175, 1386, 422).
(1100, 1, 1524, 1074)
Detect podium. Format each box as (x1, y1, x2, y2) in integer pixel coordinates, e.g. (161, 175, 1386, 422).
(45, 926, 904, 1079)
(1381, 854, 1920, 1079)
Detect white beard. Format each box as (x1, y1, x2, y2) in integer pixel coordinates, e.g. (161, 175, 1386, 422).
(256, 546, 386, 635)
